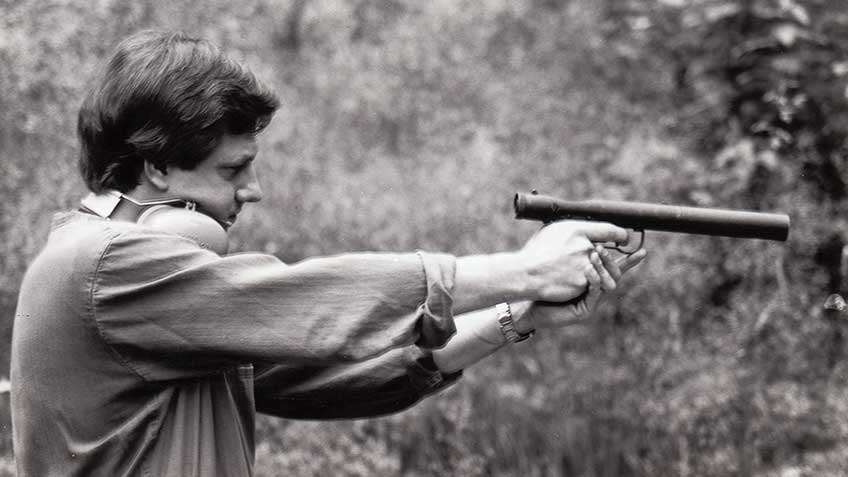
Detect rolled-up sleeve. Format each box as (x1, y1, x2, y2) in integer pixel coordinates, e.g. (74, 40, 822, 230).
(413, 251, 456, 349)
(89, 228, 460, 382)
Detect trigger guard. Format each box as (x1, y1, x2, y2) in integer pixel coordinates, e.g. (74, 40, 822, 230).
(602, 229, 645, 255)
(138, 206, 229, 255)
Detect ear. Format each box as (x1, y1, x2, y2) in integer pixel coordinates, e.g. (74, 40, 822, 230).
(143, 161, 169, 192)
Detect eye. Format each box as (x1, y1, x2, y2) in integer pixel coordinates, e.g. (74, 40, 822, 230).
(222, 164, 246, 176)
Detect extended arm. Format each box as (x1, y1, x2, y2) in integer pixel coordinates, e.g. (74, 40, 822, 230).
(92, 219, 626, 378)
(251, 245, 645, 420)
(90, 217, 640, 419)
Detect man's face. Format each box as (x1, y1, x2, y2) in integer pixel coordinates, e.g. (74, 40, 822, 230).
(164, 133, 263, 229)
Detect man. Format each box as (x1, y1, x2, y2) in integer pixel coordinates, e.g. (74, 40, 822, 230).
(11, 30, 646, 476)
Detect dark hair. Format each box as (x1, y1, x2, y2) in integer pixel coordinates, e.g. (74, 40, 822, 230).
(77, 30, 280, 192)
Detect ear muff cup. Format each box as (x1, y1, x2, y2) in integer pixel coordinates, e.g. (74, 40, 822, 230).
(138, 205, 229, 255)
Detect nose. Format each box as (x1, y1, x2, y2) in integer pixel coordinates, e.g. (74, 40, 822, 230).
(235, 165, 263, 204)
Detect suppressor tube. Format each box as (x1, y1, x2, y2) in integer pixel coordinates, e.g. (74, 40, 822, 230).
(514, 193, 790, 242)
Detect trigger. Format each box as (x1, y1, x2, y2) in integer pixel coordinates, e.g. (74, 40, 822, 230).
(602, 229, 644, 255)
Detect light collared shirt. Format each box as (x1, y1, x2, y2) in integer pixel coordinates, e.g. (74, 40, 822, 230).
(12, 211, 461, 476)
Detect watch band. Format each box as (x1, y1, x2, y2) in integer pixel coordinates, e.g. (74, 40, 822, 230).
(495, 302, 534, 343)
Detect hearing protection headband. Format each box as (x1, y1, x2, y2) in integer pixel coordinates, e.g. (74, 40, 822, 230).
(79, 190, 230, 254)
(80, 190, 198, 220)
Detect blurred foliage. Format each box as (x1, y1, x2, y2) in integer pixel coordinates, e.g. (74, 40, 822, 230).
(3, 0, 848, 475)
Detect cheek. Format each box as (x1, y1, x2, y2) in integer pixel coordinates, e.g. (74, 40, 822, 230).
(208, 186, 238, 208)
(186, 181, 235, 212)
(168, 169, 238, 213)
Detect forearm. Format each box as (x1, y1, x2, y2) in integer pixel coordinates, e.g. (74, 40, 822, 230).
(432, 302, 534, 374)
(452, 253, 538, 314)
(253, 347, 461, 420)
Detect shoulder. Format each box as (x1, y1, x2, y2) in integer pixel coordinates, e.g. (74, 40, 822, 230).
(93, 218, 225, 282)
(41, 212, 221, 280)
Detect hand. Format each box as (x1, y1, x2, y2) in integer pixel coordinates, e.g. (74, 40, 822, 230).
(514, 245, 647, 331)
(516, 221, 629, 303)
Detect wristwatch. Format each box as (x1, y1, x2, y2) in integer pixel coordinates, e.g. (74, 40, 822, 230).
(495, 302, 534, 343)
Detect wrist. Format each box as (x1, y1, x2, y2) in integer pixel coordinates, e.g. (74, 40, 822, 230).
(507, 249, 552, 302)
(453, 252, 538, 313)
(495, 252, 538, 302)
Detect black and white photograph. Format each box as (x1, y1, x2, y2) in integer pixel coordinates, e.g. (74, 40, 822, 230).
(1, 0, 845, 475)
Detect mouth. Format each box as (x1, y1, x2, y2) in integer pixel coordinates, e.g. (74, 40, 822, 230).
(221, 205, 243, 230)
(224, 210, 241, 228)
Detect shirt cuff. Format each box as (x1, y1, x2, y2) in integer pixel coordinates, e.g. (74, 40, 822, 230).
(414, 251, 457, 350)
(407, 349, 463, 396)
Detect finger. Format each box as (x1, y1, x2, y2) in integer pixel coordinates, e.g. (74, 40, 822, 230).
(596, 245, 622, 281)
(579, 263, 602, 314)
(616, 248, 648, 274)
(574, 297, 590, 316)
(586, 265, 602, 299)
(590, 249, 616, 291)
(567, 221, 629, 245)
(586, 256, 602, 288)
(584, 255, 603, 291)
